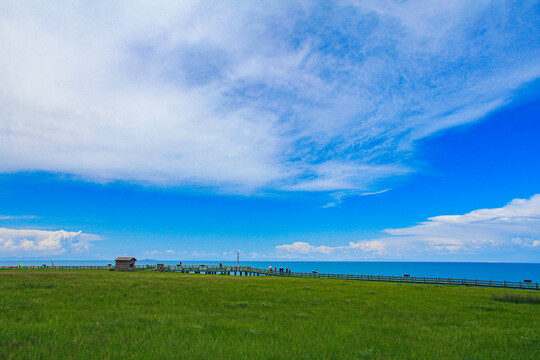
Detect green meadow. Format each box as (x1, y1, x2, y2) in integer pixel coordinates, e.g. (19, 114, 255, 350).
(1, 270, 538, 359)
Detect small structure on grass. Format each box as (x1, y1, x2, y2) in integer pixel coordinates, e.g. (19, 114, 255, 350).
(115, 257, 137, 271)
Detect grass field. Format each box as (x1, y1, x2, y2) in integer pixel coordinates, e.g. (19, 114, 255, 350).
(1, 270, 539, 359)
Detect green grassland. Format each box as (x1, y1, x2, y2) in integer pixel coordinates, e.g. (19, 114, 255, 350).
(1, 270, 539, 359)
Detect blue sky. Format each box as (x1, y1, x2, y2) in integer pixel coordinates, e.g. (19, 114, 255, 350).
(0, 1, 539, 261)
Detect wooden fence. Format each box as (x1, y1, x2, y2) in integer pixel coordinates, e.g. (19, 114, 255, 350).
(1, 264, 538, 291)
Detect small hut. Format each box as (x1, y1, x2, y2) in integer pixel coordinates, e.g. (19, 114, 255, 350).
(115, 257, 137, 271)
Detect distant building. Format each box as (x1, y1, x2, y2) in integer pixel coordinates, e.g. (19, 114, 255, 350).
(115, 257, 137, 271)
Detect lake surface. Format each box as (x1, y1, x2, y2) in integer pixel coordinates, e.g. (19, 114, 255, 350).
(2, 260, 538, 282)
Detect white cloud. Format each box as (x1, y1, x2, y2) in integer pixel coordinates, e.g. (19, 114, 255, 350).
(511, 238, 540, 248)
(347, 240, 387, 255)
(0, 215, 39, 220)
(384, 194, 540, 254)
(0, 1, 538, 192)
(275, 240, 387, 259)
(191, 251, 218, 258)
(144, 249, 187, 257)
(321, 192, 348, 209)
(222, 250, 263, 259)
(285, 162, 410, 192)
(275, 194, 540, 259)
(275, 241, 336, 255)
(322, 188, 389, 208)
(0, 228, 100, 255)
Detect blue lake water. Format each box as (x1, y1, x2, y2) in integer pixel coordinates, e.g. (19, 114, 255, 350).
(2, 260, 539, 282)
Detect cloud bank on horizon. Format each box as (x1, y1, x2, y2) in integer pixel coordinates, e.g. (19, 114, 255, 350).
(1, 194, 538, 258)
(1, 1, 539, 193)
(275, 194, 540, 260)
(0, 228, 100, 256)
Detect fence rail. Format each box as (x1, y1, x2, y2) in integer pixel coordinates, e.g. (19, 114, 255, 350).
(1, 264, 538, 291)
(0, 265, 110, 270)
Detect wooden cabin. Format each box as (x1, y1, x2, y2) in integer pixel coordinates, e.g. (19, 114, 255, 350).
(115, 257, 137, 271)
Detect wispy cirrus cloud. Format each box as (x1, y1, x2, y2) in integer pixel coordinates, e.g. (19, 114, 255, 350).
(0, 215, 39, 220)
(0, 228, 101, 255)
(0, 1, 538, 193)
(145, 249, 180, 256)
(322, 189, 390, 208)
(276, 194, 540, 260)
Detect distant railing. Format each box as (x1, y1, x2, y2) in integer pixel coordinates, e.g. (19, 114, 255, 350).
(1, 264, 538, 291)
(0, 265, 110, 270)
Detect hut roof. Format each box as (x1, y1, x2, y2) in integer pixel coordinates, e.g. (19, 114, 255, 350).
(115, 257, 137, 261)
